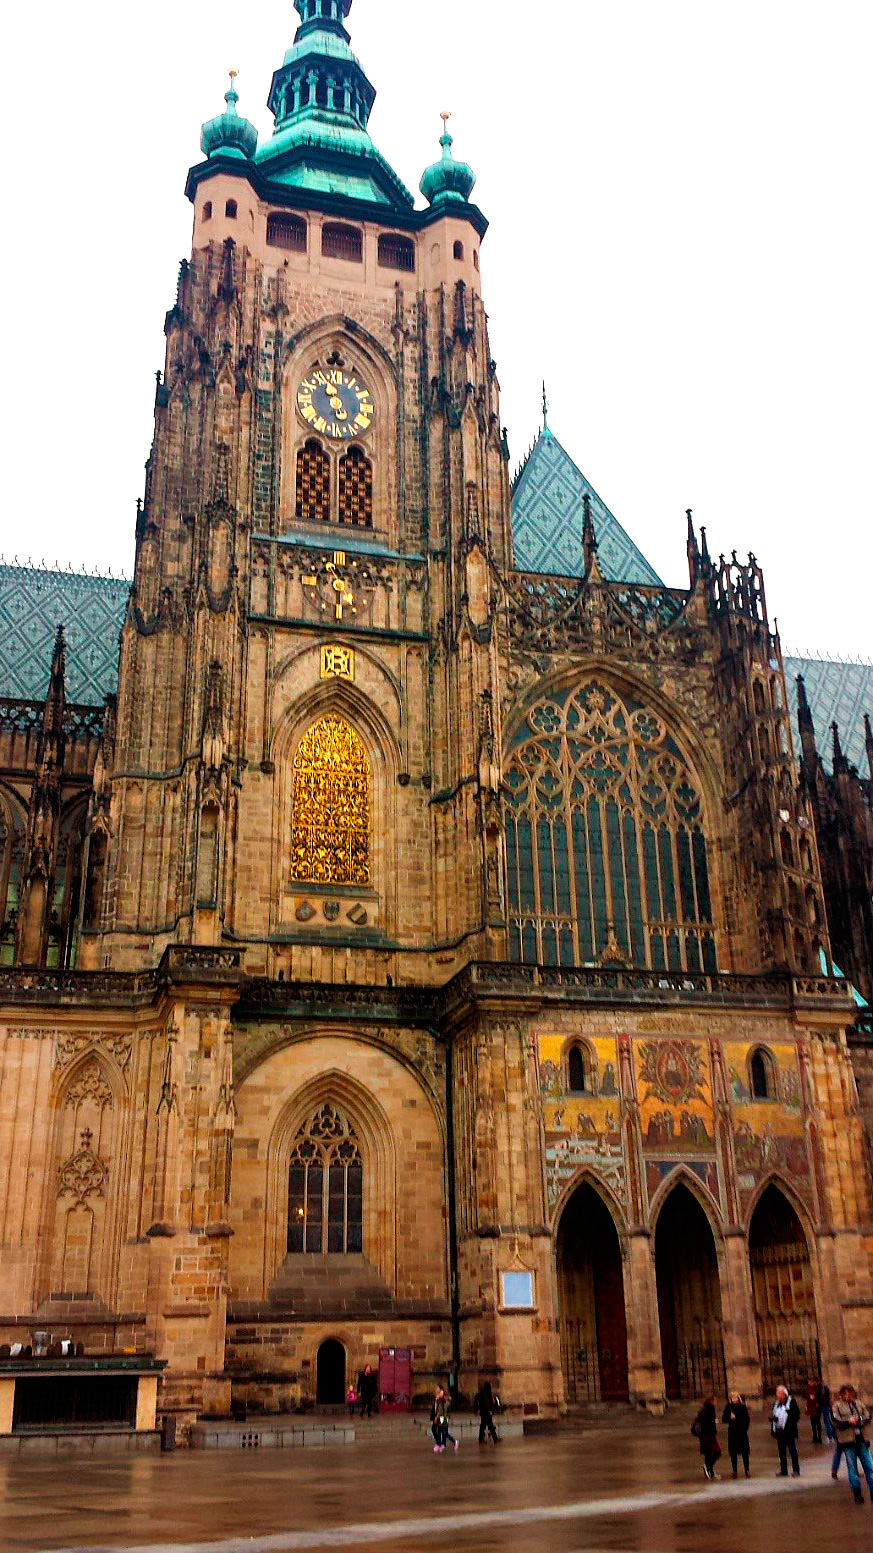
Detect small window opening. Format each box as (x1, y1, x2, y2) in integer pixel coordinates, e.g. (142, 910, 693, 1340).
(225, 199, 238, 219)
(202, 201, 213, 222)
(322, 222, 364, 263)
(378, 233, 415, 273)
(568, 1045, 587, 1094)
(453, 240, 465, 261)
(473, 250, 480, 270)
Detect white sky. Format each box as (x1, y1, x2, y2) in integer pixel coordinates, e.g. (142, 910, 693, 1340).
(5, 1, 871, 658)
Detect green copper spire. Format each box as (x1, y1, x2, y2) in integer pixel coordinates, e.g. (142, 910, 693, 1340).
(200, 71, 258, 162)
(420, 113, 477, 207)
(256, 0, 413, 207)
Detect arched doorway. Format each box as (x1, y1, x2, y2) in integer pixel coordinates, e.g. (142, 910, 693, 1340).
(749, 1184, 819, 1393)
(655, 1183, 725, 1400)
(316, 1339, 346, 1405)
(556, 1183, 629, 1403)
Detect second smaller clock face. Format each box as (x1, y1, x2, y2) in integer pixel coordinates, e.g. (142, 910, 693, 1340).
(297, 369, 375, 441)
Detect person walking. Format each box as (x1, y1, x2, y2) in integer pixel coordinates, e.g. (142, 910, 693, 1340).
(722, 1392, 751, 1478)
(770, 1384, 801, 1477)
(831, 1384, 873, 1506)
(692, 1396, 722, 1480)
(430, 1385, 459, 1453)
(473, 1379, 500, 1445)
(805, 1377, 826, 1444)
(357, 1362, 377, 1419)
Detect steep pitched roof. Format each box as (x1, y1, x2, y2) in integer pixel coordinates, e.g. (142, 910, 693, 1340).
(0, 564, 128, 704)
(510, 429, 663, 584)
(784, 654, 873, 774)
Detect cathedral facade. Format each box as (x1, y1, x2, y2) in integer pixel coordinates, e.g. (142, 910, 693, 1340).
(1, 1, 871, 1430)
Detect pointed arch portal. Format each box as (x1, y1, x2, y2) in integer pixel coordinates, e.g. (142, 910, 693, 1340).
(556, 1182, 629, 1403)
(655, 1183, 725, 1400)
(749, 1183, 819, 1392)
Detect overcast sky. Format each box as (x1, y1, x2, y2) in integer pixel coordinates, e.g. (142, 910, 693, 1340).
(5, 1, 871, 658)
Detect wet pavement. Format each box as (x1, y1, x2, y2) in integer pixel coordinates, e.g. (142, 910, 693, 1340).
(0, 1417, 867, 1552)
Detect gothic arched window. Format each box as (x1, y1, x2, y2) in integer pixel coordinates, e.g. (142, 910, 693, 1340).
(750, 1048, 775, 1100)
(287, 1103, 363, 1255)
(290, 716, 371, 886)
(568, 1044, 588, 1094)
(338, 446, 373, 528)
(504, 681, 717, 973)
(296, 438, 331, 523)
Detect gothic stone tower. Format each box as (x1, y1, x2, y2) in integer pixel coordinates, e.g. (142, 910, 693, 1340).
(0, 1, 870, 1432)
(86, 4, 508, 986)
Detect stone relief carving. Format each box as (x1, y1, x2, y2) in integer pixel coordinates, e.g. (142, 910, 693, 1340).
(64, 1059, 113, 1111)
(54, 1030, 136, 1073)
(57, 1129, 109, 1205)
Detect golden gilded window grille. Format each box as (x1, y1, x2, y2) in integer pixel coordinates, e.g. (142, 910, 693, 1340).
(296, 438, 331, 522)
(290, 716, 371, 886)
(504, 680, 716, 973)
(338, 446, 373, 528)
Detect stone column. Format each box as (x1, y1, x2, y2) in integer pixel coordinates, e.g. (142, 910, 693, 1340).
(720, 1229, 762, 1397)
(624, 1231, 666, 1408)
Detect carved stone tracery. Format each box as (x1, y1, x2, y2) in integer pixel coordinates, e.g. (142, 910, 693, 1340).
(57, 1129, 109, 1204)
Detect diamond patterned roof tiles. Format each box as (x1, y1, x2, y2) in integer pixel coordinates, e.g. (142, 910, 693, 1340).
(510, 429, 663, 585)
(0, 565, 128, 704)
(784, 655, 873, 774)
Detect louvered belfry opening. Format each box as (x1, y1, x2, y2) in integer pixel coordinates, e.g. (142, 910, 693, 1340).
(338, 446, 373, 527)
(295, 439, 331, 522)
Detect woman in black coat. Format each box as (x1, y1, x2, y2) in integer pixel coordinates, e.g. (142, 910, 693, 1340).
(692, 1396, 722, 1480)
(722, 1392, 751, 1477)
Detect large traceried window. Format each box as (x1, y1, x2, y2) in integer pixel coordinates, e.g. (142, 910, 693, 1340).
(290, 716, 371, 886)
(287, 1103, 363, 1255)
(504, 681, 717, 973)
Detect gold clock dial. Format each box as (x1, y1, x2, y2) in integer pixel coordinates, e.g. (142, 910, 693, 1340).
(301, 550, 375, 622)
(297, 368, 375, 441)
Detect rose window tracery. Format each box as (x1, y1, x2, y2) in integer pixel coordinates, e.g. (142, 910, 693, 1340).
(504, 681, 717, 973)
(287, 1103, 363, 1255)
(290, 716, 370, 886)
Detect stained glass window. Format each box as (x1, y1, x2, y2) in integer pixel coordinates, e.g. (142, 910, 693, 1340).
(338, 446, 373, 528)
(290, 716, 370, 886)
(287, 1103, 363, 1256)
(504, 681, 716, 972)
(296, 438, 331, 523)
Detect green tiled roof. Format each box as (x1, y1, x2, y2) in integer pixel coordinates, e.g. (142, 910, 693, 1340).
(785, 655, 873, 774)
(0, 565, 128, 704)
(511, 428, 663, 585)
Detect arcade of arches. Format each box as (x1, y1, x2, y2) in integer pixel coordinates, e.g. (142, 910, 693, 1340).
(555, 1177, 821, 1404)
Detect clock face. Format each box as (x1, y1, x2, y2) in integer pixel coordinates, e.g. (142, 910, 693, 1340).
(297, 368, 375, 441)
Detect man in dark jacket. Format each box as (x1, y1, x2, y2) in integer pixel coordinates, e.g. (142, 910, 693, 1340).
(473, 1379, 500, 1445)
(770, 1384, 801, 1476)
(357, 1362, 378, 1419)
